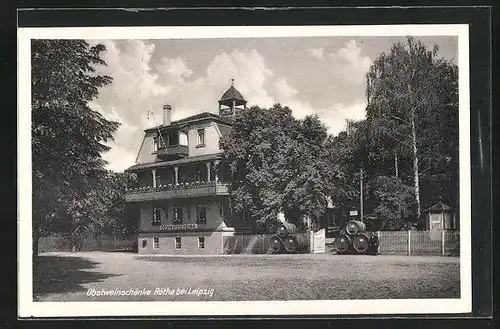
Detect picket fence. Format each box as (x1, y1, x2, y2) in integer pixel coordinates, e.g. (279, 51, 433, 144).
(37, 231, 460, 256)
(376, 230, 460, 256)
(38, 235, 136, 253)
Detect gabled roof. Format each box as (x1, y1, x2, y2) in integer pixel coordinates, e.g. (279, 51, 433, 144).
(218, 85, 246, 103)
(423, 201, 452, 213)
(144, 112, 232, 133)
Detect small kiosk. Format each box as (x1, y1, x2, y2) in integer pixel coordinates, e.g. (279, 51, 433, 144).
(423, 199, 456, 231)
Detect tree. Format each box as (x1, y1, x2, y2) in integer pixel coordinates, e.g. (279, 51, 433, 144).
(220, 104, 333, 229)
(98, 172, 139, 238)
(365, 176, 414, 231)
(324, 119, 375, 223)
(32, 40, 119, 255)
(365, 37, 459, 224)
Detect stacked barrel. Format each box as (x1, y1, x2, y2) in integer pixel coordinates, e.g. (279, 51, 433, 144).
(269, 222, 308, 254)
(333, 220, 379, 255)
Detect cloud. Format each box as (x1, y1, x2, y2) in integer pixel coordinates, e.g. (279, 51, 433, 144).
(287, 39, 372, 108)
(274, 78, 298, 100)
(88, 39, 372, 171)
(90, 40, 171, 171)
(308, 48, 325, 60)
(320, 101, 367, 135)
(156, 57, 193, 83)
(335, 40, 372, 84)
(270, 76, 366, 135)
(90, 42, 278, 171)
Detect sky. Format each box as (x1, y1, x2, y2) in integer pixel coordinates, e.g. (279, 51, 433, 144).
(88, 36, 458, 172)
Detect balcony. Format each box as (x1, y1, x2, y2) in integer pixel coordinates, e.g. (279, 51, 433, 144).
(157, 145, 188, 159)
(126, 181, 230, 202)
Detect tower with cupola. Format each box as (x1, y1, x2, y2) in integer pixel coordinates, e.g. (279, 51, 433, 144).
(218, 79, 247, 118)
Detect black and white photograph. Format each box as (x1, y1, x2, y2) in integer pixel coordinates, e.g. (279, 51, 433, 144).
(18, 24, 472, 317)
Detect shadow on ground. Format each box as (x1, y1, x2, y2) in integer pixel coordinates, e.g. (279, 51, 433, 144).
(33, 255, 120, 300)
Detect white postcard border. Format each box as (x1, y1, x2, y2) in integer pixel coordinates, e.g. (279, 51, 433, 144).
(17, 24, 471, 317)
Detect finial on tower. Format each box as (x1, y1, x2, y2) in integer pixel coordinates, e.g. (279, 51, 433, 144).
(231, 78, 234, 86)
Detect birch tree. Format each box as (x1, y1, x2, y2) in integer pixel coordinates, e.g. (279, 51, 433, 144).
(365, 37, 458, 223)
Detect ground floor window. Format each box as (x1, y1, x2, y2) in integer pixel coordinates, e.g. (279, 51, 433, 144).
(174, 207, 183, 224)
(197, 206, 207, 224)
(153, 237, 159, 249)
(175, 237, 182, 250)
(198, 237, 205, 249)
(152, 208, 161, 226)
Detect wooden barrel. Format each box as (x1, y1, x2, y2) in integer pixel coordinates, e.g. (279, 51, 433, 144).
(345, 220, 367, 236)
(283, 234, 308, 253)
(333, 234, 352, 253)
(352, 233, 371, 253)
(277, 222, 297, 237)
(269, 235, 284, 253)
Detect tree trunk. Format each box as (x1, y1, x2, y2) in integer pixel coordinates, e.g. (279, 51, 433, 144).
(394, 150, 399, 178)
(411, 113, 421, 221)
(33, 215, 40, 258)
(33, 231, 39, 259)
(71, 233, 79, 252)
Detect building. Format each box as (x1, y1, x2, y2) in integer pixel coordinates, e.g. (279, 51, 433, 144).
(423, 199, 457, 231)
(125, 81, 248, 254)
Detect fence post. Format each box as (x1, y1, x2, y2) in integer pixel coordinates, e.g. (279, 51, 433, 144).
(441, 231, 445, 256)
(376, 231, 381, 253)
(309, 230, 313, 254)
(407, 230, 411, 256)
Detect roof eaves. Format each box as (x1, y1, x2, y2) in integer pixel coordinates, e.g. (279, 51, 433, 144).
(125, 153, 223, 172)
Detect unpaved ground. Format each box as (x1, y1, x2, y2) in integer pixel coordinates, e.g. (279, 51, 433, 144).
(33, 251, 460, 302)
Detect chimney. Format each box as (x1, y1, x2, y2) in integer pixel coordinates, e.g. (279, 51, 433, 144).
(163, 104, 172, 126)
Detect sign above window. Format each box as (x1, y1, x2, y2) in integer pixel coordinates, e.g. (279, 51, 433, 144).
(159, 224, 198, 231)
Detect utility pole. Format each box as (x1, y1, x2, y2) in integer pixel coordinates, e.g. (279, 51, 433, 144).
(360, 168, 364, 222)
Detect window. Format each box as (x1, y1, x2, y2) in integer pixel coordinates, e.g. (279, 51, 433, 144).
(179, 131, 188, 146)
(197, 129, 205, 146)
(174, 207, 183, 224)
(175, 237, 182, 250)
(168, 132, 179, 146)
(195, 167, 207, 182)
(152, 208, 161, 226)
(155, 172, 161, 188)
(219, 202, 223, 217)
(153, 237, 159, 249)
(197, 206, 207, 224)
(198, 237, 205, 249)
(153, 136, 159, 152)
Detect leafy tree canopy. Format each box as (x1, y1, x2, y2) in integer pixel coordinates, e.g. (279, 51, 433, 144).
(220, 104, 334, 227)
(31, 40, 120, 253)
(326, 37, 458, 229)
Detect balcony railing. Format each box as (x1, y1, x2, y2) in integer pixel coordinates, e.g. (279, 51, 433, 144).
(157, 145, 188, 159)
(125, 181, 230, 202)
